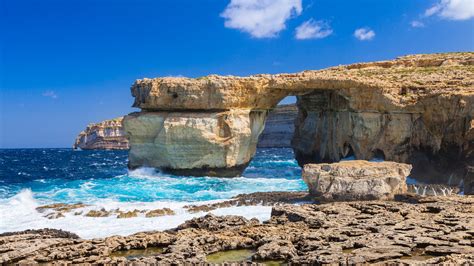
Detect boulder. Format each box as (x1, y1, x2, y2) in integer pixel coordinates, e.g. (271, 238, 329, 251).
(302, 160, 412, 201)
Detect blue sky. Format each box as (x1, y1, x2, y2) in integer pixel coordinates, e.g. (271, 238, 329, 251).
(1, 0, 473, 148)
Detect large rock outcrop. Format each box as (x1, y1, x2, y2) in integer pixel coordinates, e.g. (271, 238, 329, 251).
(74, 105, 297, 151)
(302, 160, 411, 201)
(124, 52, 473, 178)
(124, 110, 266, 176)
(73, 117, 129, 150)
(257, 104, 297, 148)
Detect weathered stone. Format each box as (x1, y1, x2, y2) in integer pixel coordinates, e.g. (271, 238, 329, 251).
(464, 166, 474, 195)
(85, 209, 111, 217)
(124, 52, 474, 178)
(1, 194, 473, 264)
(257, 104, 297, 148)
(145, 208, 175, 218)
(116, 210, 140, 219)
(73, 117, 128, 150)
(302, 160, 411, 201)
(253, 240, 298, 260)
(124, 110, 266, 176)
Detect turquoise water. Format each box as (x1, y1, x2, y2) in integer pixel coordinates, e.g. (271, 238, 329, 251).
(0, 148, 307, 204)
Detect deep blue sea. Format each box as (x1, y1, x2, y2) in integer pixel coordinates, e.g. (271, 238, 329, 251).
(0, 148, 307, 238)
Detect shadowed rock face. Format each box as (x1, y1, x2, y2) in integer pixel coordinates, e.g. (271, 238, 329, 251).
(124, 52, 474, 178)
(257, 104, 297, 148)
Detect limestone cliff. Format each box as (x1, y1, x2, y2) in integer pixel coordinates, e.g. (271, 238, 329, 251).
(125, 52, 474, 178)
(73, 117, 129, 150)
(124, 110, 266, 176)
(74, 106, 297, 151)
(257, 104, 297, 148)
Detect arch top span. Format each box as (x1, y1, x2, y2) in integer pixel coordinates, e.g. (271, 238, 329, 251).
(124, 52, 474, 178)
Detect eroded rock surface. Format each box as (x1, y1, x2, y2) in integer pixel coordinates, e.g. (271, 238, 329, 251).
(257, 104, 297, 148)
(125, 53, 473, 177)
(124, 110, 266, 176)
(292, 53, 474, 184)
(303, 160, 411, 201)
(1, 195, 473, 264)
(73, 117, 128, 150)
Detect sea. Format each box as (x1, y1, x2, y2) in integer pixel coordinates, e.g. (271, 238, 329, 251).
(0, 148, 307, 239)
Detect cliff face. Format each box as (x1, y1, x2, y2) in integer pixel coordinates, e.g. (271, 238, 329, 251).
(292, 53, 474, 184)
(124, 110, 266, 176)
(124, 52, 474, 178)
(257, 104, 297, 148)
(73, 118, 129, 150)
(73, 106, 297, 151)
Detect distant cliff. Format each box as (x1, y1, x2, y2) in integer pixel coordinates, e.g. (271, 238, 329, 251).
(257, 104, 297, 148)
(73, 117, 129, 150)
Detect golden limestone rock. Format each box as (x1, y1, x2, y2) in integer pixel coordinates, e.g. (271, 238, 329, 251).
(73, 117, 128, 150)
(124, 52, 473, 178)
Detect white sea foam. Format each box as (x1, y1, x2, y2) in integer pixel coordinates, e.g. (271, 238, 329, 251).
(0, 189, 272, 239)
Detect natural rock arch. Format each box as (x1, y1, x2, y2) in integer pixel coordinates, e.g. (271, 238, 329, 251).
(124, 53, 474, 182)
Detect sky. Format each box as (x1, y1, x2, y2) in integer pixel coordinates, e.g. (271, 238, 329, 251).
(1, 0, 473, 148)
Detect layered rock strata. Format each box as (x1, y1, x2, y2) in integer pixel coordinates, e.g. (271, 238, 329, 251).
(302, 160, 411, 201)
(1, 194, 473, 264)
(125, 52, 474, 178)
(465, 166, 474, 195)
(257, 104, 297, 148)
(124, 110, 266, 176)
(73, 117, 128, 150)
(73, 104, 297, 151)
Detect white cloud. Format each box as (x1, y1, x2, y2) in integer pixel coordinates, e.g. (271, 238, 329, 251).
(221, 0, 303, 38)
(424, 0, 474, 20)
(295, 19, 333, 40)
(42, 90, 58, 99)
(410, 20, 425, 28)
(354, 27, 375, 41)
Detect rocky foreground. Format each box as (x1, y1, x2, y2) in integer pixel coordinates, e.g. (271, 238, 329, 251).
(1, 194, 473, 265)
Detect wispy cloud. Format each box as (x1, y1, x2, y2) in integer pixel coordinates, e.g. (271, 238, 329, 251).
(295, 19, 333, 40)
(354, 27, 375, 41)
(424, 0, 474, 20)
(410, 20, 425, 28)
(221, 0, 303, 38)
(42, 90, 58, 99)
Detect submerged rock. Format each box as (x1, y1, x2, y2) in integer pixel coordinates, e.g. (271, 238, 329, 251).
(73, 117, 128, 150)
(124, 52, 473, 178)
(302, 160, 411, 201)
(145, 208, 175, 217)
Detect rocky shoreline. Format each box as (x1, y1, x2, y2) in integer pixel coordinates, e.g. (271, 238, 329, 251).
(1, 192, 472, 264)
